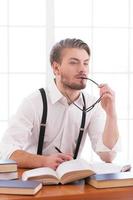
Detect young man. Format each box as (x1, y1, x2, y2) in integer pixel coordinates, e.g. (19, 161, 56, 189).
(0, 38, 119, 169)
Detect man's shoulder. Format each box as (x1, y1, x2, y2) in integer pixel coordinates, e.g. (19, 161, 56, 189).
(27, 88, 47, 100)
(24, 88, 48, 106)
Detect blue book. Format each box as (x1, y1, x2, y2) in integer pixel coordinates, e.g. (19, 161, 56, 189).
(86, 172, 133, 188)
(0, 179, 42, 195)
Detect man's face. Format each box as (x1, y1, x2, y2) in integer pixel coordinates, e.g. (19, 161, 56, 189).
(53, 48, 90, 90)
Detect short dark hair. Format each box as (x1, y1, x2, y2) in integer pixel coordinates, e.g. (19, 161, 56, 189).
(50, 38, 90, 65)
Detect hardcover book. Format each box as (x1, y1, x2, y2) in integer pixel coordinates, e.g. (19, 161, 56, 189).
(0, 180, 42, 195)
(0, 159, 17, 172)
(0, 171, 18, 180)
(86, 172, 133, 188)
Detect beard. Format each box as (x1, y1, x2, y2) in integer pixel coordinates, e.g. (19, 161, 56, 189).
(60, 75, 87, 90)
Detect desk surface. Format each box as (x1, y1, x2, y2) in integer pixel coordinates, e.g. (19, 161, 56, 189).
(1, 170, 133, 200)
(1, 180, 133, 200)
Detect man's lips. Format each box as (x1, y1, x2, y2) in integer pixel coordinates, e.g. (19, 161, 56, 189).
(75, 76, 100, 87)
(76, 75, 87, 79)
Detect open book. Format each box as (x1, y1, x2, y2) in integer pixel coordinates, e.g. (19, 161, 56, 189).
(21, 159, 131, 185)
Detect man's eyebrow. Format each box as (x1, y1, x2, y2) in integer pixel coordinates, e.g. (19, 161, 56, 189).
(69, 57, 89, 62)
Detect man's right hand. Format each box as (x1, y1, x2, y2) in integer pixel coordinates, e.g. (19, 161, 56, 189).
(10, 150, 73, 170)
(43, 153, 73, 170)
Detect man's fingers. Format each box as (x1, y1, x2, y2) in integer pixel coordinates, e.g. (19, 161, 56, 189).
(56, 157, 64, 164)
(101, 92, 113, 101)
(58, 153, 73, 161)
(99, 84, 115, 97)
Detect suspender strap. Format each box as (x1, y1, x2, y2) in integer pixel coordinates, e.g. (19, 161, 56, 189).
(37, 88, 47, 155)
(37, 89, 86, 158)
(74, 93, 86, 159)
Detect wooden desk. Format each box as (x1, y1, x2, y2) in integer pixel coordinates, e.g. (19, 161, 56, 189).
(0, 170, 133, 200)
(1, 180, 133, 200)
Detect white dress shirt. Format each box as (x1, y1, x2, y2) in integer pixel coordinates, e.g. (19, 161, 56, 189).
(0, 80, 120, 159)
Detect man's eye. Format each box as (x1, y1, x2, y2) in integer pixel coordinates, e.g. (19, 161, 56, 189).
(84, 63, 88, 66)
(69, 62, 77, 64)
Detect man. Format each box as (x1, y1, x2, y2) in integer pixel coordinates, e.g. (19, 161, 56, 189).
(0, 38, 120, 169)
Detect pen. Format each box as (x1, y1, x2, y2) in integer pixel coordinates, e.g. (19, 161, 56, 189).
(55, 146, 62, 153)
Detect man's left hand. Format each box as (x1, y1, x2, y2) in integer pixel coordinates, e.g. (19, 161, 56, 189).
(99, 84, 116, 117)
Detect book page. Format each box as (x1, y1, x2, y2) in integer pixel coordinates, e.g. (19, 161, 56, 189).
(56, 159, 91, 179)
(22, 167, 58, 181)
(89, 162, 123, 174)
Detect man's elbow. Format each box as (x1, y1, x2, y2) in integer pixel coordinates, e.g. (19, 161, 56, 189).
(98, 151, 116, 163)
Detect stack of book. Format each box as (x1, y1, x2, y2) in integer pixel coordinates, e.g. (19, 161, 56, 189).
(0, 159, 18, 180)
(0, 159, 42, 195)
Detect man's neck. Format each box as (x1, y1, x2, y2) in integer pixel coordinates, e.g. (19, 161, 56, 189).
(55, 79, 80, 103)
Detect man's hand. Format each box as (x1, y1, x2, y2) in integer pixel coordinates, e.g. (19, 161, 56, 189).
(99, 84, 116, 117)
(10, 150, 73, 169)
(43, 153, 73, 170)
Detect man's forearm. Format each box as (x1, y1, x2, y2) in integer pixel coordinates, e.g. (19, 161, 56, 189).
(103, 115, 119, 149)
(10, 150, 73, 169)
(10, 150, 46, 169)
(97, 114, 119, 163)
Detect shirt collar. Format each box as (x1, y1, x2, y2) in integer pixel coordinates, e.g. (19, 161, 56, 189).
(48, 79, 84, 107)
(48, 79, 64, 104)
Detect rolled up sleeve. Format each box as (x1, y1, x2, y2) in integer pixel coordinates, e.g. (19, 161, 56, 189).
(88, 104, 121, 153)
(95, 135, 121, 152)
(0, 97, 35, 159)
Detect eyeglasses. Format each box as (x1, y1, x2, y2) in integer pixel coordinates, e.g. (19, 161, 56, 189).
(66, 78, 102, 113)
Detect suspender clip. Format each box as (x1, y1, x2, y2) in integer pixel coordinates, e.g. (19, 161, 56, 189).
(40, 123, 46, 127)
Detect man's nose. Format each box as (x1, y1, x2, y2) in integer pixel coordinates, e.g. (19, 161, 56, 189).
(79, 63, 87, 72)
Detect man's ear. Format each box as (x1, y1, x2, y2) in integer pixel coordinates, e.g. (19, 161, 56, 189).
(52, 61, 60, 76)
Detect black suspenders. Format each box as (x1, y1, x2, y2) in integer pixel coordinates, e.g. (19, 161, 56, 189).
(37, 88, 86, 159)
(73, 93, 86, 159)
(37, 88, 47, 155)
